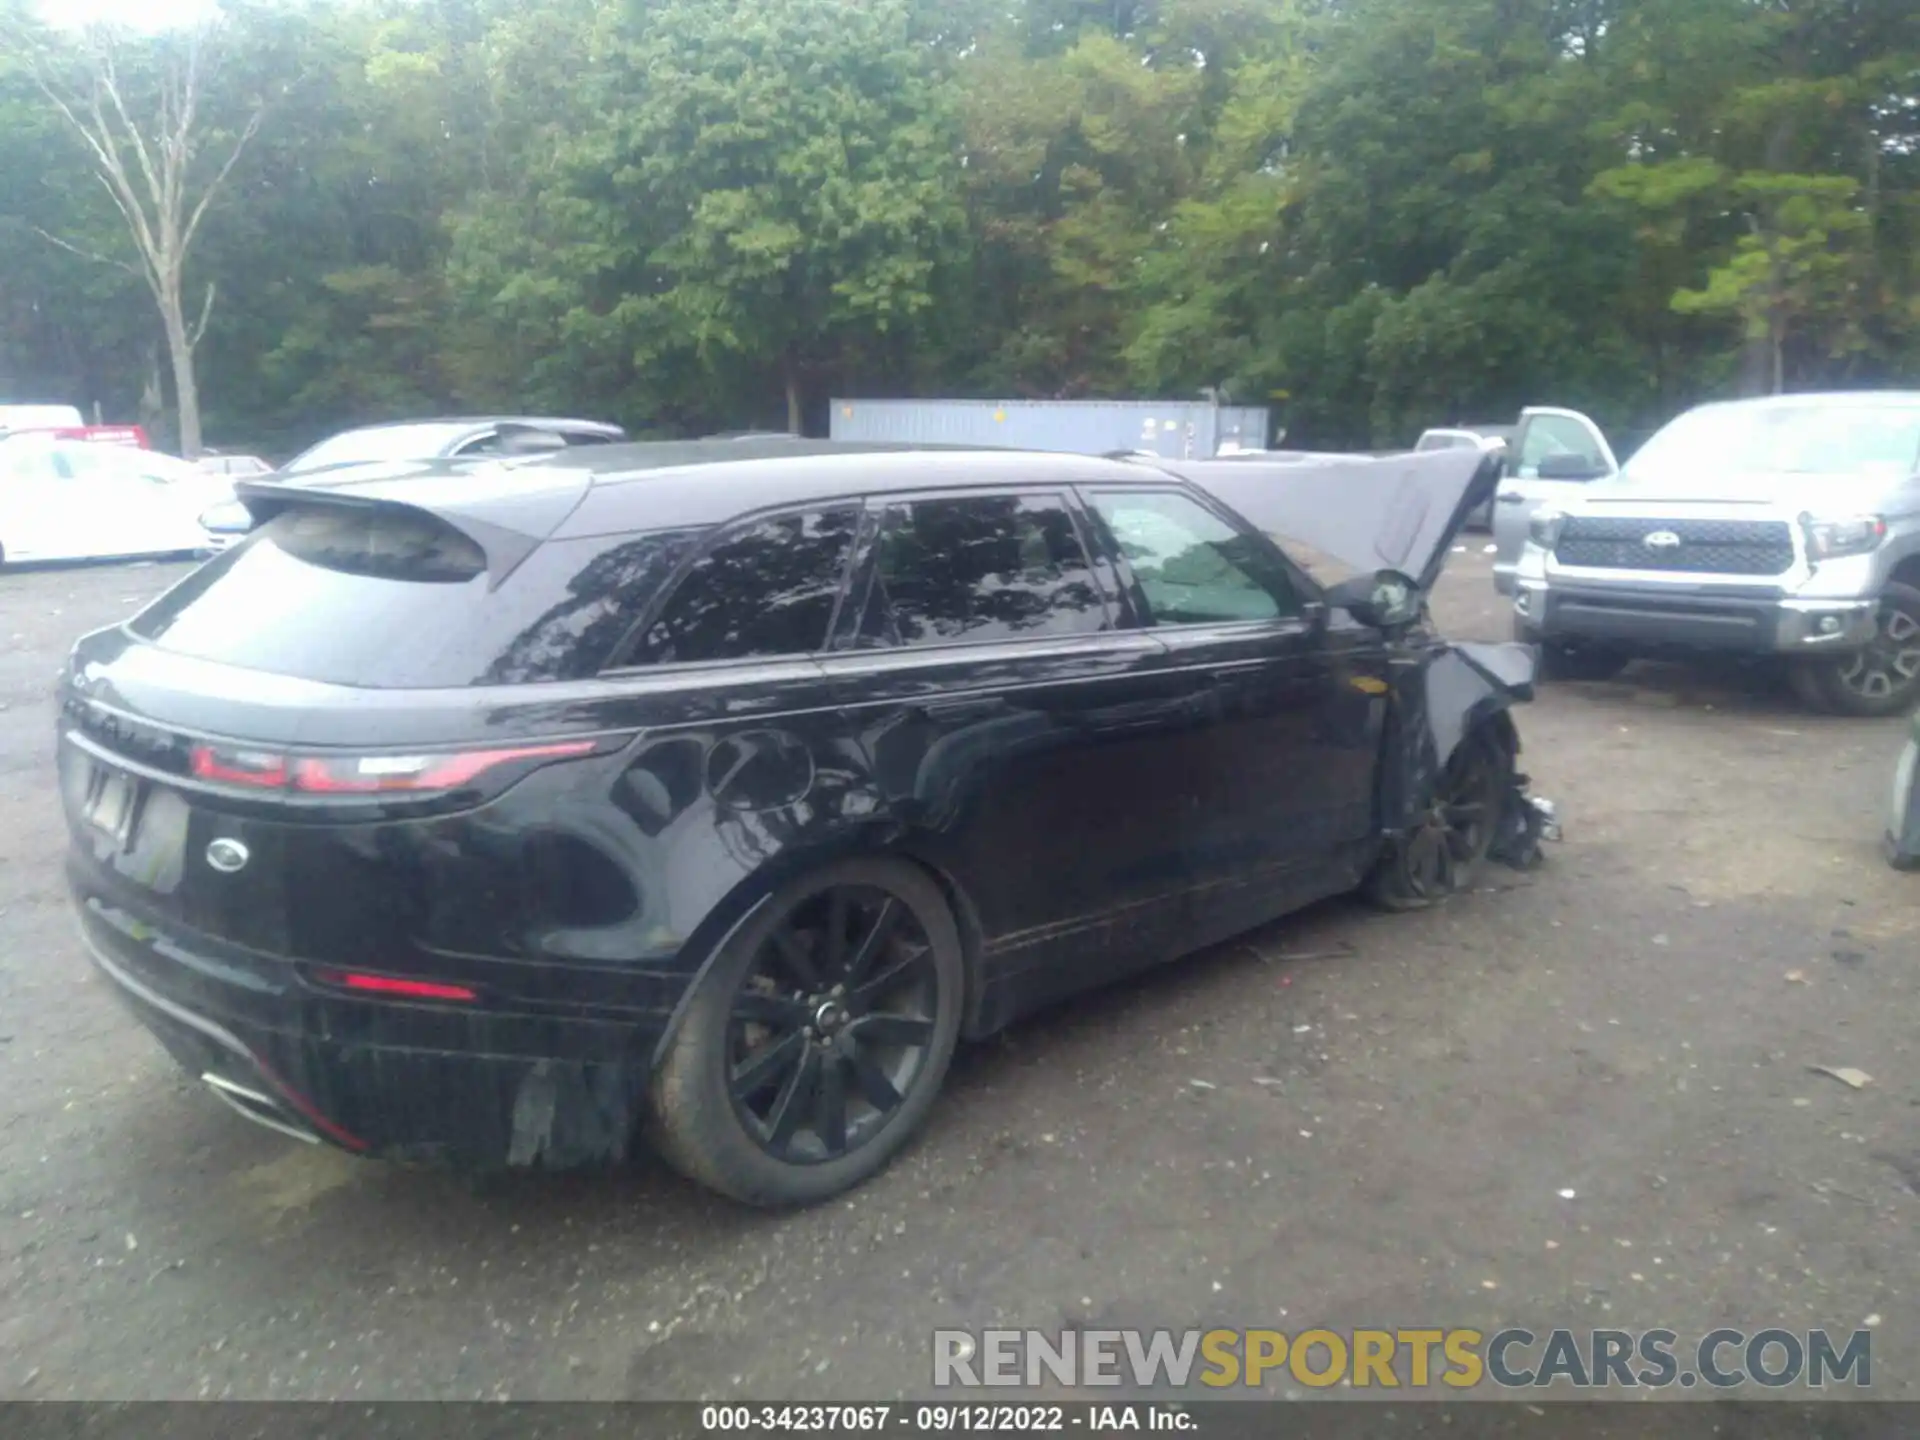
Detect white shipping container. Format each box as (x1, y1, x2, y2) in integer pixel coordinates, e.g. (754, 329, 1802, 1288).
(829, 398, 1271, 459)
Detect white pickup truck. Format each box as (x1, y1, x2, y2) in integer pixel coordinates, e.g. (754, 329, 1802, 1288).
(1499, 393, 1920, 717)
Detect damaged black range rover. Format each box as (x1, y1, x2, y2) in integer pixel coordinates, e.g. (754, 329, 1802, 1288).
(59, 439, 1543, 1205)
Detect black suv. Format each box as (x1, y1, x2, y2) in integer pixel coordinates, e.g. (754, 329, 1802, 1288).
(59, 440, 1539, 1205)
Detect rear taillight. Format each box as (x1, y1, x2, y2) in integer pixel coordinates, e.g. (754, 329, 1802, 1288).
(187, 740, 598, 795)
(190, 747, 288, 787)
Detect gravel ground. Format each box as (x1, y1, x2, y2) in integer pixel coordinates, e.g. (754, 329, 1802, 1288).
(0, 547, 1915, 1402)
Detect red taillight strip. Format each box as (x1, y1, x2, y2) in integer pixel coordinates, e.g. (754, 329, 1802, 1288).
(187, 739, 598, 795)
(291, 740, 597, 794)
(314, 969, 479, 1003)
(189, 747, 288, 787)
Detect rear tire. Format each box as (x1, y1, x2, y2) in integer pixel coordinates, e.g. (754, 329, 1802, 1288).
(1800, 583, 1920, 719)
(1366, 724, 1512, 911)
(648, 857, 964, 1207)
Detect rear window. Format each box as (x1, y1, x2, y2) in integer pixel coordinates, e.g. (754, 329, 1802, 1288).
(129, 507, 702, 688)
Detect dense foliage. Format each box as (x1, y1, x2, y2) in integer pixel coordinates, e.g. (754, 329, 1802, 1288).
(2, 0, 1916, 455)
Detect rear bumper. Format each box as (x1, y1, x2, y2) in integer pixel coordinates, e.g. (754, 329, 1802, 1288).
(71, 877, 670, 1170)
(1514, 583, 1877, 656)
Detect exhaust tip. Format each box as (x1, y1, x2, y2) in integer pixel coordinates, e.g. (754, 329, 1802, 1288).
(200, 1072, 321, 1145)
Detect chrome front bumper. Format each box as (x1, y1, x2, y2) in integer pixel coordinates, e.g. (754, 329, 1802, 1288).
(1515, 583, 1878, 655)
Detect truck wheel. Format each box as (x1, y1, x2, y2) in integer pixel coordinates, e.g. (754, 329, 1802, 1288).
(1540, 640, 1630, 683)
(1806, 582, 1920, 719)
(647, 857, 964, 1207)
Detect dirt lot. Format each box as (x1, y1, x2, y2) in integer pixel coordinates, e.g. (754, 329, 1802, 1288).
(1, 547, 1916, 1401)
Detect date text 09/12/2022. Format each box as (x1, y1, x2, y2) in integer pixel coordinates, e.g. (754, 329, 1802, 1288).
(701, 1407, 1188, 1433)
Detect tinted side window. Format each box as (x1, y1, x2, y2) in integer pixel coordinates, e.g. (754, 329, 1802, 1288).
(857, 493, 1107, 647)
(1086, 489, 1301, 625)
(634, 507, 860, 664)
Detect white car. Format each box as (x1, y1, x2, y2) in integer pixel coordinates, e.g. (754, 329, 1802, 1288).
(194, 453, 275, 479)
(0, 438, 233, 567)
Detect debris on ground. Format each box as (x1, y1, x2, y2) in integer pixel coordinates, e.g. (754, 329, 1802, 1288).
(1247, 943, 1356, 965)
(1188, 1079, 1217, 1092)
(1491, 785, 1556, 868)
(1785, 970, 1808, 984)
(1811, 1066, 1872, 1091)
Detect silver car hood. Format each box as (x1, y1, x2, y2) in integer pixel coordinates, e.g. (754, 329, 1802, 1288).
(1166, 447, 1499, 592)
(1581, 467, 1904, 511)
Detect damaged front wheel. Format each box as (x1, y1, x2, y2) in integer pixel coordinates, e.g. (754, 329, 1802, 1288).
(1365, 725, 1511, 911)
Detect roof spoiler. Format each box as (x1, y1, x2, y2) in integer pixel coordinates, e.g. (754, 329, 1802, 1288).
(233, 479, 551, 591)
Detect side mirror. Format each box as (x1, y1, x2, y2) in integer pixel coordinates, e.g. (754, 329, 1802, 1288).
(1536, 452, 1607, 481)
(1326, 569, 1422, 630)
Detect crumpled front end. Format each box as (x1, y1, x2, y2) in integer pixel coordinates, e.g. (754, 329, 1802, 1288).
(1375, 637, 1557, 885)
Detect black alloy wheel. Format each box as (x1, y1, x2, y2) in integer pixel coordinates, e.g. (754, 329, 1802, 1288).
(1366, 726, 1511, 911)
(726, 886, 939, 1163)
(1808, 582, 1920, 719)
(648, 857, 963, 1206)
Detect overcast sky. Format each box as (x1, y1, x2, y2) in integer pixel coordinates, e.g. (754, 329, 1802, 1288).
(46, 0, 221, 29)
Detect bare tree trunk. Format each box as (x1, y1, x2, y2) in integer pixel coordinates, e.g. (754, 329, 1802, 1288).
(161, 296, 202, 457)
(138, 344, 165, 439)
(784, 357, 803, 436)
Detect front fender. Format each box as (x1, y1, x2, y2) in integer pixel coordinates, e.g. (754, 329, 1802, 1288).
(1378, 639, 1538, 835)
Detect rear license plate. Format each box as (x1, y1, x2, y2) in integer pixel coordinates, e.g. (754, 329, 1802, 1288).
(83, 768, 141, 847)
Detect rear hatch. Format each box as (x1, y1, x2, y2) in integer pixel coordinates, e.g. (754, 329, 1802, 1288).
(59, 468, 664, 965)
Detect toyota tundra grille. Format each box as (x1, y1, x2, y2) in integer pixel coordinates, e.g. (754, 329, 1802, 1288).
(1553, 517, 1795, 576)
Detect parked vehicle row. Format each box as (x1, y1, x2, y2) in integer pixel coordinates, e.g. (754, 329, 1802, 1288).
(57, 439, 1543, 1205)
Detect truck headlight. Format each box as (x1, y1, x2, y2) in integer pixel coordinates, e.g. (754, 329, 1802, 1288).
(1528, 508, 1568, 549)
(1802, 513, 1887, 560)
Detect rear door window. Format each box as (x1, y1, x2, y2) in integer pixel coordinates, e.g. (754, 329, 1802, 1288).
(627, 507, 861, 665)
(1085, 489, 1301, 625)
(129, 507, 702, 687)
(852, 492, 1109, 647)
